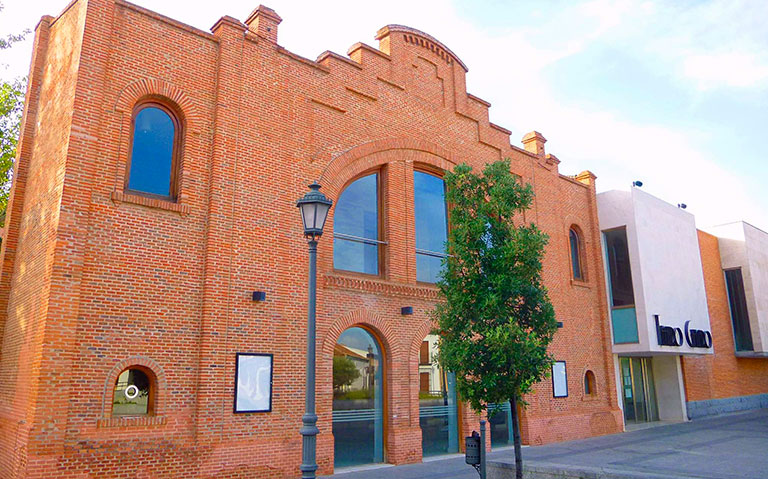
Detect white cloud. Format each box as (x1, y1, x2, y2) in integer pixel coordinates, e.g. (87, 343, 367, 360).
(682, 52, 768, 90)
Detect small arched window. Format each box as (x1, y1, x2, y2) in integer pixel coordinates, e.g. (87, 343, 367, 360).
(569, 227, 584, 281)
(126, 102, 181, 199)
(333, 173, 382, 275)
(584, 370, 596, 396)
(414, 171, 448, 283)
(112, 367, 155, 416)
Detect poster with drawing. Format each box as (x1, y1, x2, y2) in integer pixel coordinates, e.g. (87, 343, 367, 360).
(234, 353, 273, 413)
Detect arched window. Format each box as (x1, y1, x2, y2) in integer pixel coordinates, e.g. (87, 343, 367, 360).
(414, 171, 448, 283)
(333, 173, 382, 275)
(584, 370, 596, 396)
(126, 102, 180, 199)
(569, 227, 584, 281)
(112, 367, 155, 416)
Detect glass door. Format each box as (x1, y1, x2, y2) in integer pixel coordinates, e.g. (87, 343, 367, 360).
(620, 357, 659, 423)
(419, 334, 458, 457)
(332, 327, 384, 468)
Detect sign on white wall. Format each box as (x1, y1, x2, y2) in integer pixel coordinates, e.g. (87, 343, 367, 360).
(552, 361, 568, 398)
(234, 353, 273, 413)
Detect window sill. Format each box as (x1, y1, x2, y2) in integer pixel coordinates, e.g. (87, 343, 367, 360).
(97, 415, 167, 428)
(570, 279, 591, 289)
(111, 190, 190, 215)
(735, 351, 768, 359)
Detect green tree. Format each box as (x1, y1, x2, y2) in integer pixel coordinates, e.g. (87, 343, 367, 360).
(332, 356, 360, 392)
(0, 78, 25, 226)
(0, 1, 30, 227)
(434, 160, 557, 479)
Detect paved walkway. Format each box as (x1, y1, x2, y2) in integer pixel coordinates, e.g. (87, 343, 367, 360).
(323, 408, 768, 479)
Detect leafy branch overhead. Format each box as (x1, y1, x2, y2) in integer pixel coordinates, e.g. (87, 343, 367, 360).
(434, 160, 558, 413)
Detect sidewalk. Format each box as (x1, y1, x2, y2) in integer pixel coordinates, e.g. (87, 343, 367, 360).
(323, 408, 768, 479)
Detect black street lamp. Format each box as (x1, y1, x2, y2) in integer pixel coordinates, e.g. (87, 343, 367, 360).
(297, 181, 332, 479)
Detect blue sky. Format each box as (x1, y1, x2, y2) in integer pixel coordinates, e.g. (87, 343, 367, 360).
(1, 0, 766, 230)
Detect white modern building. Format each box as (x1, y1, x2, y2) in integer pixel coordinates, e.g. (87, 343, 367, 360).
(597, 187, 713, 426)
(706, 221, 768, 358)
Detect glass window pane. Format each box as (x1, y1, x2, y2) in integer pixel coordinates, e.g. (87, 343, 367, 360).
(112, 368, 150, 416)
(570, 229, 582, 280)
(414, 171, 447, 283)
(416, 253, 444, 283)
(128, 106, 175, 197)
(333, 174, 379, 275)
(724, 269, 754, 351)
(552, 361, 568, 398)
(333, 238, 378, 275)
(604, 228, 635, 307)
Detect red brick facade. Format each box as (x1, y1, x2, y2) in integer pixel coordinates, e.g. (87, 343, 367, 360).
(0, 1, 622, 477)
(682, 231, 768, 402)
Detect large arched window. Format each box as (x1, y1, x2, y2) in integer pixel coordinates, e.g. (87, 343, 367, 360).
(126, 102, 180, 199)
(333, 173, 382, 275)
(414, 171, 448, 283)
(569, 226, 584, 281)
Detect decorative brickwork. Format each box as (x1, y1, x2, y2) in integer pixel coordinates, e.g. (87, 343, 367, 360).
(0, 1, 622, 477)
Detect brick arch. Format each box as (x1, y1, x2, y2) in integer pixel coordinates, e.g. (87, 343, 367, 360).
(101, 355, 168, 417)
(321, 308, 400, 361)
(319, 137, 458, 199)
(409, 318, 438, 360)
(114, 77, 201, 131)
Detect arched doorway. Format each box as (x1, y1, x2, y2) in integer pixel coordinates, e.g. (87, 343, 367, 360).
(418, 334, 459, 457)
(332, 327, 385, 468)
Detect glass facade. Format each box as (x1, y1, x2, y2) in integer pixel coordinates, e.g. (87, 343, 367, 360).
(332, 327, 384, 468)
(333, 173, 380, 275)
(128, 106, 176, 197)
(418, 334, 458, 456)
(413, 171, 448, 283)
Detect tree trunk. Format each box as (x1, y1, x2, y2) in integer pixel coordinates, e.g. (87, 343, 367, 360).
(510, 395, 523, 479)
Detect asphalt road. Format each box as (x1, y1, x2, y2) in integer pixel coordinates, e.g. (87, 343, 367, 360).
(323, 408, 768, 479)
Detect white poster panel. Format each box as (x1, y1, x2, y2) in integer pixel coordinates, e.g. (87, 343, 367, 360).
(234, 353, 273, 413)
(552, 361, 568, 398)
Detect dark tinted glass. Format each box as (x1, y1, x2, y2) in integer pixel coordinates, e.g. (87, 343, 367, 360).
(414, 171, 447, 283)
(333, 174, 379, 275)
(724, 268, 754, 351)
(570, 229, 583, 280)
(128, 106, 175, 197)
(604, 228, 635, 307)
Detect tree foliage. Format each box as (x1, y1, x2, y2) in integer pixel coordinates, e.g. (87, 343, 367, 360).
(0, 1, 30, 227)
(434, 160, 558, 413)
(0, 78, 25, 226)
(332, 356, 360, 391)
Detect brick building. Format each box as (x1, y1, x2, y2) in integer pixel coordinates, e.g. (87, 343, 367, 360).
(0, 1, 623, 477)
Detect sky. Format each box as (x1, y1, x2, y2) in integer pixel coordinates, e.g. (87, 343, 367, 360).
(1, 0, 767, 231)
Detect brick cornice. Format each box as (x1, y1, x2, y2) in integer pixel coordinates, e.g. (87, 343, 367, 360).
(322, 273, 440, 300)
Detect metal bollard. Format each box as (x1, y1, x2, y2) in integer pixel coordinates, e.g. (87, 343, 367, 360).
(466, 421, 487, 479)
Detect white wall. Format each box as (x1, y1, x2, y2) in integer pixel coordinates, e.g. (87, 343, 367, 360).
(711, 221, 768, 353)
(652, 356, 687, 422)
(597, 188, 712, 356)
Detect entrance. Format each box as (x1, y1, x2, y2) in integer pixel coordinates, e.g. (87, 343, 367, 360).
(619, 357, 659, 423)
(332, 327, 384, 468)
(418, 334, 459, 457)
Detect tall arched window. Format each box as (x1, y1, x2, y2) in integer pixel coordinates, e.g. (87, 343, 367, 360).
(127, 102, 180, 199)
(569, 227, 584, 281)
(333, 173, 382, 275)
(414, 171, 448, 283)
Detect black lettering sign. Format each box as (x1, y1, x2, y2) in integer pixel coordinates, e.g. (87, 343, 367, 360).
(654, 315, 712, 349)
(685, 320, 713, 349)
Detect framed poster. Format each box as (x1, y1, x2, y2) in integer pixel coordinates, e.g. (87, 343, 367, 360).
(552, 361, 568, 398)
(234, 353, 273, 413)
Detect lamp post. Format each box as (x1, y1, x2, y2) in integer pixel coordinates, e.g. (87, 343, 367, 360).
(297, 181, 333, 479)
